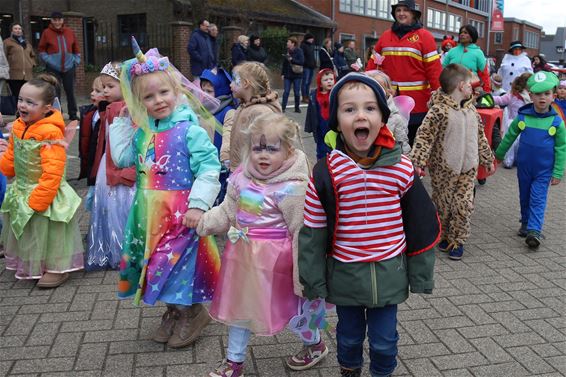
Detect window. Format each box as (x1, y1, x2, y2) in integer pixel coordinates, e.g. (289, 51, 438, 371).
(341, 0, 396, 19)
(494, 32, 502, 45)
(447, 14, 462, 32)
(427, 8, 446, 30)
(469, 20, 485, 38)
(118, 13, 147, 47)
(352, 0, 364, 14)
(513, 27, 519, 41)
(524, 30, 539, 49)
(340, 33, 356, 43)
(366, 0, 377, 17)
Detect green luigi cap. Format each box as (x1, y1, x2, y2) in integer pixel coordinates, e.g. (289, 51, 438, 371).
(527, 71, 559, 93)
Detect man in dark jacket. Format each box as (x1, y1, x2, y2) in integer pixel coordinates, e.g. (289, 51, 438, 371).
(300, 33, 317, 103)
(38, 11, 81, 120)
(187, 19, 214, 82)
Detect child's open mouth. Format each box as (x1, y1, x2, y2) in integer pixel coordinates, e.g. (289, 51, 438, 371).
(354, 127, 369, 141)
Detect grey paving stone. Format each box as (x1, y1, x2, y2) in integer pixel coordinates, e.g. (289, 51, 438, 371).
(434, 329, 475, 354)
(469, 338, 513, 363)
(507, 346, 556, 374)
(457, 304, 496, 325)
(431, 352, 489, 370)
(60, 319, 113, 332)
(135, 366, 164, 377)
(3, 314, 39, 338)
(397, 343, 450, 359)
(83, 329, 138, 343)
(42, 371, 101, 377)
(0, 345, 50, 361)
(470, 361, 530, 377)
(75, 343, 108, 371)
(113, 309, 141, 329)
(403, 358, 443, 376)
(10, 357, 75, 374)
(399, 320, 439, 344)
(493, 331, 546, 347)
(440, 369, 474, 377)
(457, 323, 509, 339)
(90, 300, 118, 320)
(109, 340, 164, 355)
(526, 319, 566, 342)
(25, 322, 60, 346)
(545, 356, 566, 374)
(426, 298, 462, 317)
(103, 353, 134, 376)
(135, 350, 194, 367)
(48, 332, 83, 358)
(489, 311, 531, 333)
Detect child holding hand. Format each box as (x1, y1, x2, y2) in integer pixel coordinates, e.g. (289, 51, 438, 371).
(198, 113, 328, 377)
(111, 40, 221, 348)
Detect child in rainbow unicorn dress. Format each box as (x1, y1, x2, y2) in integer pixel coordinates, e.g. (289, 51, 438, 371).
(110, 38, 221, 349)
(197, 113, 328, 377)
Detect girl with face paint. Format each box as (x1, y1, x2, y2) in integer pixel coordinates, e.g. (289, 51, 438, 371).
(197, 113, 329, 377)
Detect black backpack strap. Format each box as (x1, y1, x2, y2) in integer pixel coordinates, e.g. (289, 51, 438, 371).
(312, 156, 336, 253)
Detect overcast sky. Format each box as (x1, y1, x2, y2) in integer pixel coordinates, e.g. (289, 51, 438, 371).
(504, 0, 566, 34)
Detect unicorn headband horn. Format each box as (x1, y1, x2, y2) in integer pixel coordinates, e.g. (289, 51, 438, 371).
(131, 36, 146, 63)
(128, 36, 169, 77)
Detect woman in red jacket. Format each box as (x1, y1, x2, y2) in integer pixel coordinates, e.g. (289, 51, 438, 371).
(369, 0, 442, 146)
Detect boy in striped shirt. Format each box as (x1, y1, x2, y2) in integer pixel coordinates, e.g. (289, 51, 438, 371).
(298, 73, 440, 377)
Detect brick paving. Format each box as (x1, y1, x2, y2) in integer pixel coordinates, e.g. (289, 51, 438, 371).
(0, 108, 565, 377)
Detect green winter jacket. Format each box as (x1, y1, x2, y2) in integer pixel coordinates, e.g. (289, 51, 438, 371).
(298, 141, 439, 307)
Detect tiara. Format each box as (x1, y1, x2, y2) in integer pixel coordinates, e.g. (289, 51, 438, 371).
(129, 36, 170, 77)
(101, 62, 120, 81)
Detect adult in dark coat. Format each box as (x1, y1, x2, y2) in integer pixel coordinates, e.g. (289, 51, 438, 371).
(281, 37, 304, 113)
(187, 19, 214, 80)
(231, 35, 249, 68)
(319, 38, 334, 71)
(209, 23, 219, 68)
(246, 35, 267, 63)
(300, 33, 317, 103)
(4, 23, 36, 101)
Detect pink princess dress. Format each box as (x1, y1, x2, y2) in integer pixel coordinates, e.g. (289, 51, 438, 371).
(197, 151, 310, 335)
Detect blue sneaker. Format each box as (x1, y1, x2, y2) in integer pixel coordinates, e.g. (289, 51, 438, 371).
(448, 244, 464, 260)
(438, 240, 450, 252)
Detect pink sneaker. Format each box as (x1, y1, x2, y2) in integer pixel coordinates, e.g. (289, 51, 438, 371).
(286, 340, 329, 371)
(208, 359, 244, 377)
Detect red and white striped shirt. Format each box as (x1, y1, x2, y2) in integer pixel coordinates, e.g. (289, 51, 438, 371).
(304, 150, 414, 263)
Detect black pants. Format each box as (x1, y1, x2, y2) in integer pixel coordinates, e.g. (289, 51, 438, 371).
(7, 80, 26, 101)
(408, 112, 427, 147)
(47, 67, 78, 119)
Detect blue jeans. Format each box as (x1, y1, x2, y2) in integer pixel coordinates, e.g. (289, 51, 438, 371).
(301, 68, 315, 98)
(282, 78, 301, 111)
(227, 325, 321, 363)
(336, 305, 398, 377)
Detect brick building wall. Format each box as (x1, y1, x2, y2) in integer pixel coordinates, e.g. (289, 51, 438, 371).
(299, 0, 491, 59)
(488, 18, 542, 64)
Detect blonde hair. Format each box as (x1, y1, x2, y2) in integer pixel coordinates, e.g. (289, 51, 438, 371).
(242, 113, 302, 162)
(237, 35, 249, 44)
(365, 70, 393, 95)
(233, 61, 272, 97)
(92, 76, 103, 91)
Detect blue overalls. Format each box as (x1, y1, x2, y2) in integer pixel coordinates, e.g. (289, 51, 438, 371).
(515, 112, 562, 233)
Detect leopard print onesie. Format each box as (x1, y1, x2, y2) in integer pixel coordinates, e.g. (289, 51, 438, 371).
(410, 90, 494, 246)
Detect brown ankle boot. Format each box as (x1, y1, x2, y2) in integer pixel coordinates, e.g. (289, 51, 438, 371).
(153, 305, 179, 343)
(167, 303, 211, 348)
(37, 272, 69, 288)
(302, 96, 310, 103)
